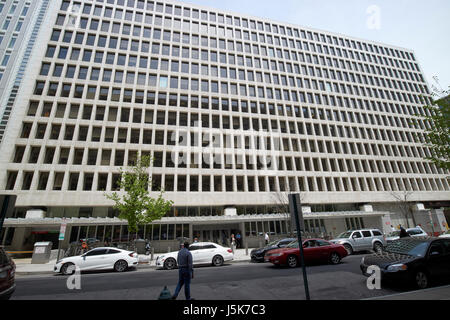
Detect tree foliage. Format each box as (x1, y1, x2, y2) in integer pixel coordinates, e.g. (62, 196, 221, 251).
(104, 155, 173, 232)
(420, 79, 450, 171)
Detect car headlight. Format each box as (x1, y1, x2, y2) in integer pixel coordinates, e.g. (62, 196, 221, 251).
(386, 264, 408, 272)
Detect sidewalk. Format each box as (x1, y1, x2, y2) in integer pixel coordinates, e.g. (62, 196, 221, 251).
(363, 284, 450, 300)
(13, 248, 254, 276)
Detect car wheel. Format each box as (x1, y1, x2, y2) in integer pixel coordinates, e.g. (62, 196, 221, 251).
(373, 242, 383, 254)
(343, 244, 353, 255)
(164, 258, 177, 270)
(414, 270, 429, 289)
(329, 252, 341, 265)
(61, 262, 75, 275)
(287, 255, 298, 268)
(114, 260, 128, 272)
(212, 255, 224, 267)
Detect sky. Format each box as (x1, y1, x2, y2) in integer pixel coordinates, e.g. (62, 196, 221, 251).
(178, 0, 450, 95)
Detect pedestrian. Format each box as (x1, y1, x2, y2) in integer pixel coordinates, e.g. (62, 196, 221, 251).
(193, 237, 198, 243)
(265, 232, 270, 245)
(231, 233, 236, 253)
(172, 241, 194, 300)
(399, 225, 409, 238)
(236, 233, 242, 248)
(81, 241, 88, 254)
(145, 240, 151, 255)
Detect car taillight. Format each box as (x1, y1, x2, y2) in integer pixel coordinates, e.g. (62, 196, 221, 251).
(227, 249, 233, 253)
(129, 252, 136, 257)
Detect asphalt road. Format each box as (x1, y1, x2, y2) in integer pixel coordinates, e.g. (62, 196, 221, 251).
(12, 254, 412, 300)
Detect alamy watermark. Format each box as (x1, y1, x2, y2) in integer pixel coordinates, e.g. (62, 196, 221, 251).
(366, 265, 381, 290)
(366, 5, 381, 30)
(65, 2, 82, 30)
(66, 265, 82, 290)
(168, 122, 283, 176)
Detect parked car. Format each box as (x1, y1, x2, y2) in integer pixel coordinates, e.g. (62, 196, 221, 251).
(329, 229, 386, 255)
(264, 239, 348, 267)
(0, 247, 16, 300)
(439, 230, 450, 238)
(385, 226, 428, 242)
(54, 247, 138, 275)
(156, 242, 233, 270)
(250, 238, 296, 262)
(80, 238, 101, 245)
(360, 238, 450, 289)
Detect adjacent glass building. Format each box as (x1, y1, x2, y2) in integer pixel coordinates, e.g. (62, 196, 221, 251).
(0, 0, 448, 252)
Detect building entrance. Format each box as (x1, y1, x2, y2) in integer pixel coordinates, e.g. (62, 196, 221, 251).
(193, 224, 241, 246)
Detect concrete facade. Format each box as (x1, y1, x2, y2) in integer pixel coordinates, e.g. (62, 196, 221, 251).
(0, 0, 448, 251)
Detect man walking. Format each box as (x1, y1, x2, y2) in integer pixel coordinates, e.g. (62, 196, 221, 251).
(172, 242, 194, 300)
(236, 233, 242, 248)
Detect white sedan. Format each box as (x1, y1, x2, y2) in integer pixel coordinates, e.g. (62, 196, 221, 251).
(385, 226, 428, 242)
(156, 242, 234, 270)
(54, 247, 138, 275)
(439, 230, 450, 238)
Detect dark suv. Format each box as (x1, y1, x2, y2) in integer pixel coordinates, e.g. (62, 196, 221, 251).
(0, 247, 16, 300)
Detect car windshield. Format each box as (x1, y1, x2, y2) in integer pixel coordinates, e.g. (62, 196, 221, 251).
(388, 231, 400, 237)
(287, 241, 299, 248)
(266, 240, 279, 247)
(384, 239, 429, 257)
(336, 231, 352, 239)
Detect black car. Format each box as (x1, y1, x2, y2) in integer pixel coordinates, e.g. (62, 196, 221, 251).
(250, 238, 296, 262)
(0, 247, 16, 300)
(360, 238, 450, 289)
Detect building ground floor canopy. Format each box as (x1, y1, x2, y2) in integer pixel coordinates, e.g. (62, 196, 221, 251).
(1, 211, 390, 253)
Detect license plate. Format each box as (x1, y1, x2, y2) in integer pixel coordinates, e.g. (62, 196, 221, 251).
(264, 259, 269, 262)
(0, 271, 7, 279)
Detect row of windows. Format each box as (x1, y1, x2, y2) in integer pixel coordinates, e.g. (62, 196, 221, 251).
(51, 13, 420, 76)
(5, 169, 448, 193)
(48, 20, 424, 87)
(19, 113, 431, 151)
(40, 50, 427, 98)
(26, 98, 431, 131)
(60, 0, 416, 62)
(33, 76, 427, 114)
(11, 142, 444, 177)
(69, 223, 192, 242)
(0, 0, 29, 70)
(30, 80, 432, 133)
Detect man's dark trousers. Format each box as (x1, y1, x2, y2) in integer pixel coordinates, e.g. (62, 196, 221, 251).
(173, 267, 191, 300)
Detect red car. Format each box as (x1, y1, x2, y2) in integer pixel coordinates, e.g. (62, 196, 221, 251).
(264, 238, 348, 267)
(0, 247, 16, 300)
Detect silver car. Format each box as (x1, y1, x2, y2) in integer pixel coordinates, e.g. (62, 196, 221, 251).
(330, 229, 386, 255)
(385, 226, 428, 242)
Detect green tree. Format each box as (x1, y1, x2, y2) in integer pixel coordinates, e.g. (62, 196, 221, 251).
(419, 79, 450, 171)
(104, 155, 173, 232)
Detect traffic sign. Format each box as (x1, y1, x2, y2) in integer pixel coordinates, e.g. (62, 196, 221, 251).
(59, 221, 67, 241)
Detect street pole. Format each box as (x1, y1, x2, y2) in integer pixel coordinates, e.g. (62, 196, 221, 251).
(289, 194, 310, 300)
(57, 240, 61, 261)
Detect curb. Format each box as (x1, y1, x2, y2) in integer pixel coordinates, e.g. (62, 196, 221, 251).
(15, 259, 253, 276)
